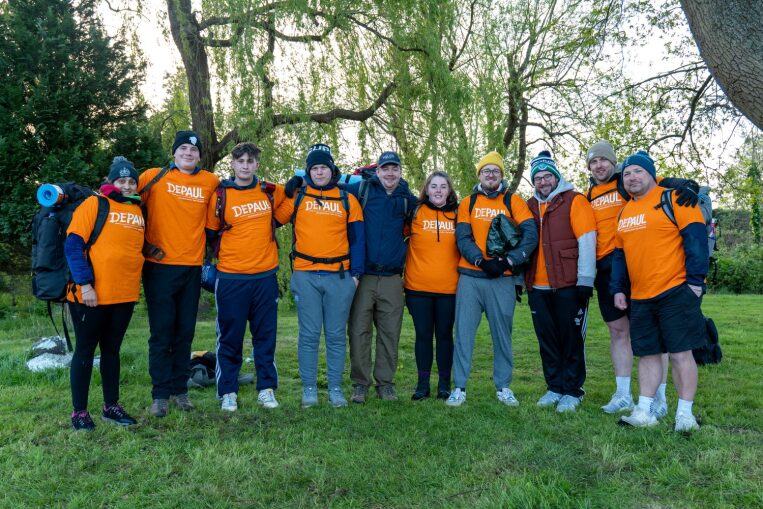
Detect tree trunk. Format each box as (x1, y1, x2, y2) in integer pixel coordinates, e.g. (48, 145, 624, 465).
(681, 0, 763, 129)
(166, 0, 219, 169)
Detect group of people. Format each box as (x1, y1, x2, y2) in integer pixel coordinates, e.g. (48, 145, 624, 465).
(64, 130, 709, 434)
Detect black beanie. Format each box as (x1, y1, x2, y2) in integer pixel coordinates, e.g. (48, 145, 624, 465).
(172, 130, 203, 155)
(305, 143, 335, 171)
(108, 156, 138, 183)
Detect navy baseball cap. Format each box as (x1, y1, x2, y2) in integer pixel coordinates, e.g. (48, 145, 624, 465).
(377, 151, 401, 167)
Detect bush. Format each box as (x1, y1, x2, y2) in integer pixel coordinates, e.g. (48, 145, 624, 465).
(711, 244, 763, 293)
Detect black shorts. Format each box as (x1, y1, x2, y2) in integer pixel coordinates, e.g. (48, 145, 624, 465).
(594, 255, 628, 323)
(629, 284, 706, 356)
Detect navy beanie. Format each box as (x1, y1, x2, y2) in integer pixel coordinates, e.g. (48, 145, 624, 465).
(530, 150, 561, 180)
(172, 130, 203, 155)
(305, 143, 335, 171)
(621, 150, 656, 181)
(108, 156, 138, 183)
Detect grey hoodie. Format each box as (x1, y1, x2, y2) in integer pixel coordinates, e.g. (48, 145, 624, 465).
(531, 176, 596, 289)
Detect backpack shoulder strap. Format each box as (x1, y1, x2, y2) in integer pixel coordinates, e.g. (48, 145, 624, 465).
(468, 192, 478, 215)
(502, 191, 514, 219)
(656, 188, 677, 226)
(139, 166, 170, 195)
(86, 196, 110, 250)
(214, 185, 231, 230)
(616, 176, 631, 202)
(586, 186, 593, 201)
(260, 180, 277, 241)
(291, 186, 307, 225)
(358, 180, 370, 209)
(340, 189, 350, 221)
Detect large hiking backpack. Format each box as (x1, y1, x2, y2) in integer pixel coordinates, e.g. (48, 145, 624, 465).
(31, 182, 109, 350)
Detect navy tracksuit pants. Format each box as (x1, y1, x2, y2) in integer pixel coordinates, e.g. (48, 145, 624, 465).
(215, 275, 279, 397)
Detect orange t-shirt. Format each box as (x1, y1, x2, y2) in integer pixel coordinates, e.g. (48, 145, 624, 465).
(67, 196, 145, 304)
(587, 179, 626, 260)
(615, 184, 705, 300)
(532, 194, 597, 287)
(275, 186, 363, 272)
(404, 204, 460, 294)
(139, 167, 220, 266)
(205, 183, 286, 275)
(457, 192, 535, 276)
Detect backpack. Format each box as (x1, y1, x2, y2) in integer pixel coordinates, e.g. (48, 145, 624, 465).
(357, 178, 410, 217)
(290, 186, 351, 276)
(31, 183, 110, 351)
(657, 186, 716, 267)
(693, 317, 722, 365)
(202, 180, 278, 293)
(138, 166, 170, 261)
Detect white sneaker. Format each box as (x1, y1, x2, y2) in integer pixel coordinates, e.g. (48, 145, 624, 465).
(537, 390, 562, 408)
(221, 392, 238, 412)
(556, 395, 582, 413)
(257, 388, 279, 409)
(601, 393, 634, 414)
(445, 388, 466, 407)
(618, 406, 658, 427)
(674, 412, 700, 432)
(650, 395, 668, 419)
(496, 387, 519, 407)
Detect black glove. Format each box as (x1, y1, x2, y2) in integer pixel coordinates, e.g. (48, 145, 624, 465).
(479, 258, 504, 278)
(576, 285, 593, 305)
(674, 186, 699, 207)
(284, 175, 304, 198)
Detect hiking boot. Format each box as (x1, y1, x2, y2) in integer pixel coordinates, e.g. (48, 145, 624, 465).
(556, 395, 582, 413)
(601, 393, 634, 414)
(445, 388, 466, 407)
(650, 395, 668, 419)
(150, 398, 169, 418)
(618, 406, 658, 428)
(496, 387, 519, 407)
(328, 387, 348, 408)
(376, 384, 398, 401)
(436, 380, 451, 400)
(72, 411, 95, 431)
(674, 412, 700, 432)
(537, 390, 562, 408)
(221, 393, 238, 412)
(351, 384, 368, 404)
(257, 388, 279, 409)
(102, 404, 137, 426)
(411, 380, 431, 401)
(301, 386, 318, 408)
(170, 393, 194, 411)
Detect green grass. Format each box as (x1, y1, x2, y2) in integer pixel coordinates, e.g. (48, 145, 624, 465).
(0, 294, 761, 508)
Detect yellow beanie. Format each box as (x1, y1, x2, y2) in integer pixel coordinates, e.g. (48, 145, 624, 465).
(475, 151, 504, 175)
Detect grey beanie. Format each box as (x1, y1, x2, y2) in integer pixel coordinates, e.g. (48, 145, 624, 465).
(587, 140, 617, 167)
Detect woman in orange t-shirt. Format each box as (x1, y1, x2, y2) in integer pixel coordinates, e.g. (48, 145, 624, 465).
(64, 157, 145, 431)
(404, 171, 460, 400)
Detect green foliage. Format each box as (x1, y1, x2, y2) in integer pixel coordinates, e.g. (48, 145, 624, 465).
(712, 244, 763, 294)
(0, 0, 146, 246)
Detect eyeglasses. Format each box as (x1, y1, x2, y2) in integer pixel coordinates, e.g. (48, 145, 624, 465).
(533, 174, 555, 184)
(480, 168, 501, 176)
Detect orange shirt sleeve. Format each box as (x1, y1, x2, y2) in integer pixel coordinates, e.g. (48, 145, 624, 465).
(509, 193, 534, 224)
(570, 194, 597, 238)
(347, 193, 364, 223)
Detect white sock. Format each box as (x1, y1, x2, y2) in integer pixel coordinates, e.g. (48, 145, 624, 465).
(677, 399, 693, 415)
(657, 383, 667, 400)
(615, 376, 631, 396)
(637, 396, 654, 412)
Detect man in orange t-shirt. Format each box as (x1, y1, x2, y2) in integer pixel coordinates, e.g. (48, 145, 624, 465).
(139, 130, 220, 417)
(611, 150, 708, 432)
(525, 150, 597, 413)
(446, 151, 538, 408)
(205, 142, 286, 413)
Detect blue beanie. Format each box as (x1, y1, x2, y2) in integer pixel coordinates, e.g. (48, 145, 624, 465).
(108, 156, 138, 183)
(305, 143, 335, 171)
(530, 150, 561, 180)
(172, 130, 202, 155)
(621, 150, 656, 181)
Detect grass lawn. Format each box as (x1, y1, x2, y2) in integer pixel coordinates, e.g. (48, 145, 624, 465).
(0, 294, 761, 508)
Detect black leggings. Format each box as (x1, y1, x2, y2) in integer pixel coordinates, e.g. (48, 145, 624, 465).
(405, 292, 455, 382)
(69, 302, 135, 411)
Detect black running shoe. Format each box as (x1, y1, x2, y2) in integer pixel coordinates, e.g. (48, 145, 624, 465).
(102, 404, 137, 426)
(71, 411, 96, 431)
